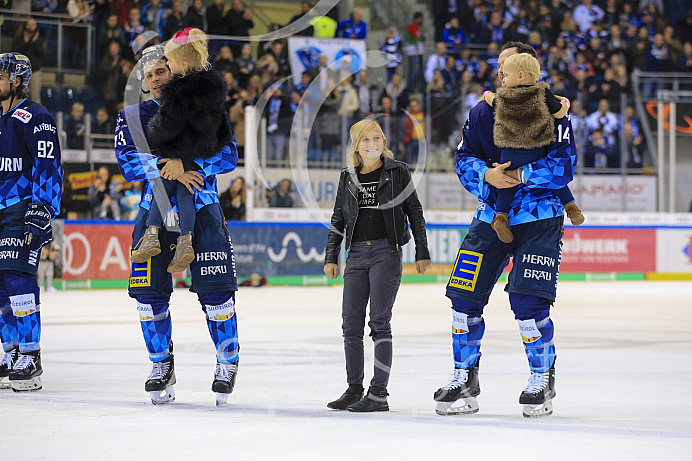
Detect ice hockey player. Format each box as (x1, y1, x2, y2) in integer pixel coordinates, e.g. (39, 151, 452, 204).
(434, 42, 571, 418)
(115, 43, 240, 405)
(0, 52, 62, 392)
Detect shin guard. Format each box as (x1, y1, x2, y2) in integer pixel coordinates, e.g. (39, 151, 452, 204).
(200, 291, 238, 364)
(137, 295, 172, 362)
(518, 317, 556, 373)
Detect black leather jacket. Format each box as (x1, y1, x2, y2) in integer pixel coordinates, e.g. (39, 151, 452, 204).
(325, 157, 430, 264)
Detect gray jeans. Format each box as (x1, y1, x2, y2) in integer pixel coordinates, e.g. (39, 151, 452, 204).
(341, 238, 402, 389)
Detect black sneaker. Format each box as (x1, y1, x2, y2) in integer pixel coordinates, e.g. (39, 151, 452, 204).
(347, 386, 389, 412)
(327, 384, 364, 410)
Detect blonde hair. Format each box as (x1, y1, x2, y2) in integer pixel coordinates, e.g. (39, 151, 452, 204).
(347, 119, 394, 168)
(164, 28, 210, 76)
(504, 53, 541, 84)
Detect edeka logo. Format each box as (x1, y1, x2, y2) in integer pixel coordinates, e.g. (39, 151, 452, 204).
(448, 250, 483, 292)
(267, 232, 325, 263)
(205, 299, 235, 322)
(129, 254, 151, 288)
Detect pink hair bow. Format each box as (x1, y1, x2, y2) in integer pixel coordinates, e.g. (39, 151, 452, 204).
(172, 27, 194, 46)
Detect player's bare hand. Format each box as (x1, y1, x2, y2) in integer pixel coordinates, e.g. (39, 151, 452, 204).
(485, 161, 520, 188)
(416, 259, 432, 274)
(324, 263, 338, 279)
(177, 171, 204, 194)
(159, 158, 184, 180)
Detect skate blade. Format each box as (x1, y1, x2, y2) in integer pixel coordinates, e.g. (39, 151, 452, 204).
(0, 376, 11, 390)
(215, 393, 230, 406)
(150, 386, 175, 405)
(435, 398, 479, 416)
(10, 375, 42, 392)
(522, 399, 553, 418)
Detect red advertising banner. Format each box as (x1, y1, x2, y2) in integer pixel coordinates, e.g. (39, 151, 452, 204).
(560, 228, 656, 272)
(62, 223, 133, 280)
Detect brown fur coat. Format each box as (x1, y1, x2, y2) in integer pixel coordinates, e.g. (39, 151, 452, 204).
(493, 81, 556, 149)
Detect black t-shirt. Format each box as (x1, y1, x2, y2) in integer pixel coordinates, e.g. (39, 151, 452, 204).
(351, 166, 388, 242)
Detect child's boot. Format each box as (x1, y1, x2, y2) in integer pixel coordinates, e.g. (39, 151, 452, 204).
(167, 232, 195, 273)
(564, 202, 584, 226)
(491, 213, 514, 243)
(131, 226, 161, 263)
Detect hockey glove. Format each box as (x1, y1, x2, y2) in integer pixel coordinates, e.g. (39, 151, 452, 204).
(24, 202, 53, 251)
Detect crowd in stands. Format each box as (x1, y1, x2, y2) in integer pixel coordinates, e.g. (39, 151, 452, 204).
(4, 0, 692, 218)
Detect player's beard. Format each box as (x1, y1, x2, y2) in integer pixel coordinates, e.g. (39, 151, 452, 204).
(0, 86, 15, 103)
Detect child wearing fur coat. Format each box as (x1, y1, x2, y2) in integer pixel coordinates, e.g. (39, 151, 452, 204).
(130, 28, 234, 272)
(483, 53, 584, 243)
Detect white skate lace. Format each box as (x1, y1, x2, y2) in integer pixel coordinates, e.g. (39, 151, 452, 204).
(441, 368, 468, 390)
(14, 353, 34, 372)
(0, 350, 14, 368)
(148, 361, 170, 380)
(523, 371, 549, 395)
(214, 363, 237, 382)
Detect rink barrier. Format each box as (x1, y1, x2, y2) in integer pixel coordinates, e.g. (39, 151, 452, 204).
(51, 217, 692, 289)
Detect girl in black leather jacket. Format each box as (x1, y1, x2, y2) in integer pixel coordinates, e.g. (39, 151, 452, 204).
(324, 119, 431, 412)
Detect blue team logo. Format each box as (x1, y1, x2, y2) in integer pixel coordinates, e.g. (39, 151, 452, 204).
(449, 250, 483, 291)
(335, 48, 362, 73)
(130, 253, 152, 288)
(296, 46, 322, 70)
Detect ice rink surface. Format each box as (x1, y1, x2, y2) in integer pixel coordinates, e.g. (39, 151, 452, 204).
(2, 281, 691, 460)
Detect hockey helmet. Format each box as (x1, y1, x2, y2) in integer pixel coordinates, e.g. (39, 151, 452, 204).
(136, 45, 167, 81)
(0, 52, 32, 89)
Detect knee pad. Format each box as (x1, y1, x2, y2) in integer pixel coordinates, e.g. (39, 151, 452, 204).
(509, 293, 551, 321)
(198, 291, 235, 321)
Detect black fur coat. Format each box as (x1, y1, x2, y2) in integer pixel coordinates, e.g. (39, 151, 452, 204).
(147, 69, 234, 163)
(493, 81, 556, 149)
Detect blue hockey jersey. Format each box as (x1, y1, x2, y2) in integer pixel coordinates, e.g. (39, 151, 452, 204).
(115, 99, 238, 211)
(456, 101, 577, 225)
(0, 99, 62, 217)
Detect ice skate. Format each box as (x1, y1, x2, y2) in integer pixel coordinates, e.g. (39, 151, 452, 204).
(520, 366, 556, 418)
(9, 349, 43, 392)
(491, 213, 514, 243)
(131, 226, 161, 263)
(167, 232, 195, 273)
(0, 347, 19, 390)
(327, 384, 364, 410)
(145, 353, 176, 405)
(212, 360, 238, 406)
(347, 386, 389, 412)
(564, 202, 584, 226)
(434, 365, 480, 416)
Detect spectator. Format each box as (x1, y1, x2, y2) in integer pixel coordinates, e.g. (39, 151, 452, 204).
(487, 11, 508, 45)
(425, 42, 448, 84)
(469, 2, 490, 44)
(380, 73, 410, 116)
(65, 102, 86, 150)
(97, 14, 127, 58)
(293, 71, 312, 95)
(587, 99, 618, 144)
(227, 0, 254, 60)
(623, 121, 644, 169)
(221, 70, 239, 113)
(88, 167, 113, 218)
(309, 13, 338, 38)
(162, 0, 185, 40)
(67, 0, 92, 23)
(315, 81, 342, 164)
(184, 0, 207, 31)
(207, 0, 231, 58)
(141, 0, 167, 38)
(267, 179, 294, 208)
(429, 71, 453, 145)
(443, 17, 466, 57)
(308, 54, 336, 94)
(352, 69, 376, 121)
(337, 8, 367, 39)
(220, 177, 246, 220)
(677, 41, 692, 73)
(287, 1, 314, 37)
(108, 177, 125, 221)
(336, 78, 359, 120)
(403, 12, 425, 92)
(229, 90, 249, 160)
(214, 46, 239, 76)
(381, 27, 402, 83)
(584, 36, 609, 75)
(585, 129, 616, 168)
(378, 96, 404, 160)
(37, 241, 60, 293)
(588, 67, 623, 106)
(433, 0, 470, 41)
(441, 55, 459, 92)
(404, 99, 425, 166)
(109, 0, 137, 27)
(92, 107, 114, 148)
(627, 26, 650, 72)
(235, 43, 257, 89)
(644, 32, 673, 97)
(263, 84, 292, 164)
(573, 0, 605, 33)
(265, 41, 291, 78)
(663, 25, 683, 62)
(32, 0, 58, 13)
(12, 17, 45, 103)
(123, 7, 145, 50)
(99, 40, 126, 114)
